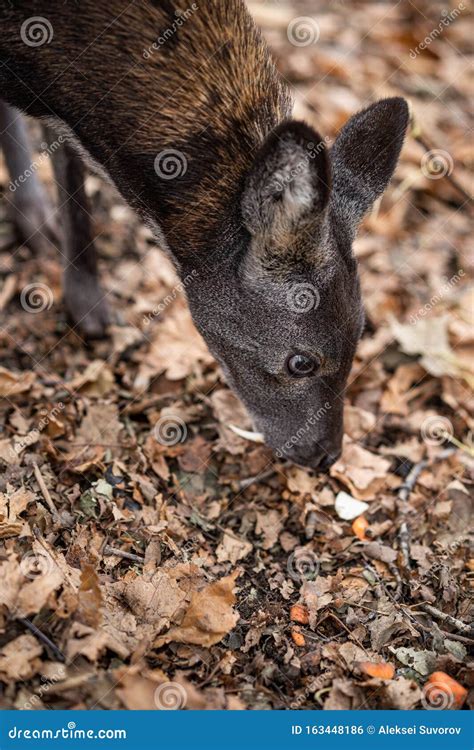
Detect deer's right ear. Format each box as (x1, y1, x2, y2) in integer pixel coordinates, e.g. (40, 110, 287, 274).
(330, 97, 409, 232)
(241, 121, 330, 248)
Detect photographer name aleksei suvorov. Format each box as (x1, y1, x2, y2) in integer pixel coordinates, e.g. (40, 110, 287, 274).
(379, 725, 461, 735)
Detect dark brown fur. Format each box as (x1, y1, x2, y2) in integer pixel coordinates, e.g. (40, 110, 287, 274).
(0, 1, 408, 469)
(0, 1, 291, 255)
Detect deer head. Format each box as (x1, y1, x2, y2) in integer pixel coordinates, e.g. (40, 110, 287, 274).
(184, 98, 409, 469)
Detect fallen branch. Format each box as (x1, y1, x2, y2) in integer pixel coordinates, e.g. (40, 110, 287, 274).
(19, 617, 65, 663)
(103, 545, 144, 564)
(397, 459, 428, 570)
(421, 603, 474, 638)
(33, 463, 60, 523)
(397, 448, 456, 569)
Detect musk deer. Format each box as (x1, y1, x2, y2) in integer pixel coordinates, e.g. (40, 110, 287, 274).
(0, 1, 408, 469)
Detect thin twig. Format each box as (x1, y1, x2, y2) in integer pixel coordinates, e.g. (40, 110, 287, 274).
(327, 612, 370, 656)
(19, 617, 65, 663)
(397, 459, 428, 570)
(420, 603, 474, 638)
(33, 463, 60, 522)
(396, 448, 456, 569)
(103, 545, 144, 564)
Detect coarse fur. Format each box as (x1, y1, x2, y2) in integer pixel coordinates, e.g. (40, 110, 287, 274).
(0, 0, 409, 468)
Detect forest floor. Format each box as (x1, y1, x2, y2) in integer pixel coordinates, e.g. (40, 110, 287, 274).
(0, 0, 472, 711)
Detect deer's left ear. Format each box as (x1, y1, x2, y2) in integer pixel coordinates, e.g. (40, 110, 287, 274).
(330, 97, 409, 231)
(241, 121, 330, 247)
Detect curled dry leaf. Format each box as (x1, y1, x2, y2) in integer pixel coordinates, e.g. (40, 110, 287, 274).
(77, 564, 103, 629)
(331, 441, 392, 500)
(216, 530, 253, 564)
(0, 635, 43, 682)
(155, 570, 240, 648)
(0, 367, 36, 398)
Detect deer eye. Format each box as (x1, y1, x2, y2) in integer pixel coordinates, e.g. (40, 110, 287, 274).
(286, 353, 319, 378)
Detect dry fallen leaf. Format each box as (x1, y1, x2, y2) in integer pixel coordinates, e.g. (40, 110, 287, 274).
(0, 367, 36, 398)
(331, 441, 392, 500)
(0, 635, 43, 682)
(216, 530, 253, 564)
(155, 571, 239, 648)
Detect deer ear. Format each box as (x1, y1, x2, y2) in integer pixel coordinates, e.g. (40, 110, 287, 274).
(331, 97, 409, 231)
(241, 121, 330, 246)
